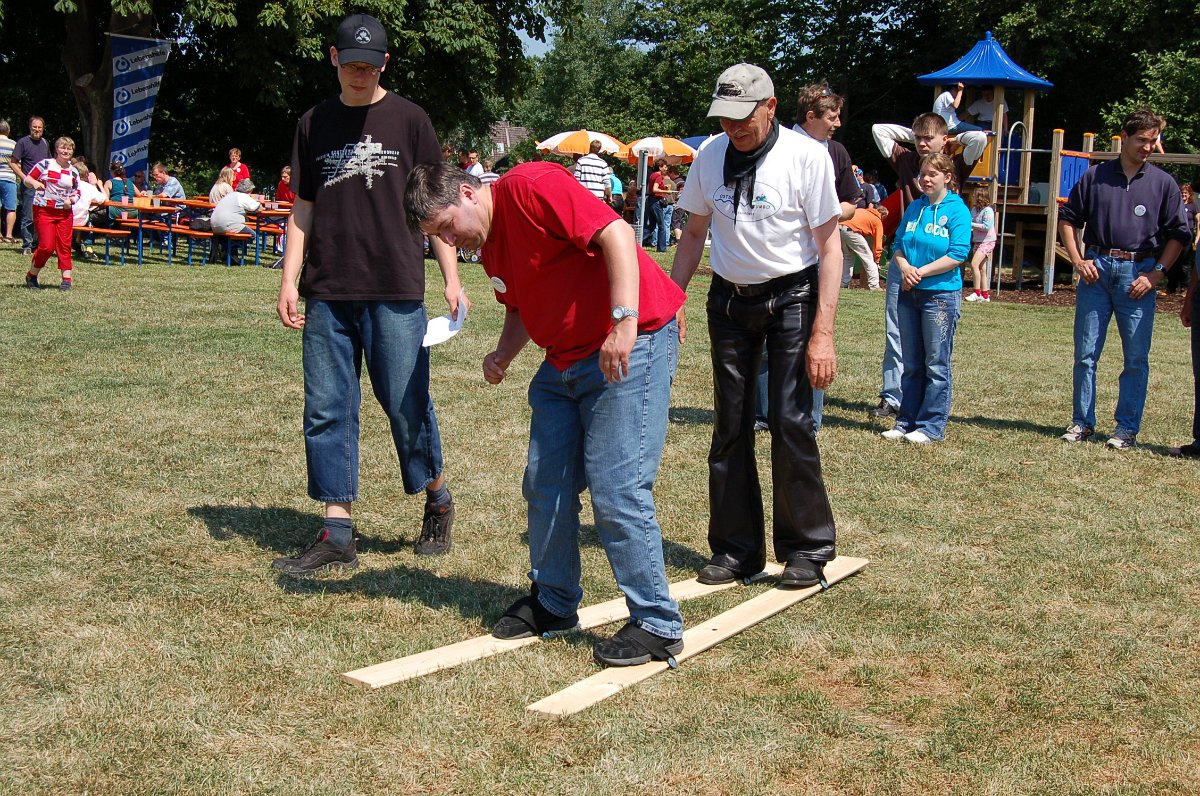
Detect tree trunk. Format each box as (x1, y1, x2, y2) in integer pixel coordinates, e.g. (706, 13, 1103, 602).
(60, 2, 153, 171)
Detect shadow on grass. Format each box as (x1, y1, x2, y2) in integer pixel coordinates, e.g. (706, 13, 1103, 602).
(670, 406, 713, 426)
(188, 504, 419, 555)
(277, 564, 515, 625)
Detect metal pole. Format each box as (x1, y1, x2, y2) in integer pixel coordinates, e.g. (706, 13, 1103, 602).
(635, 151, 649, 245)
(994, 120, 1028, 297)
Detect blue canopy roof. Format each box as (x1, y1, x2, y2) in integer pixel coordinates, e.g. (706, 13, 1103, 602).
(917, 31, 1053, 91)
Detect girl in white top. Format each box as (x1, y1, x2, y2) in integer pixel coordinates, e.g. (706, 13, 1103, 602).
(966, 185, 996, 302)
(209, 167, 236, 205)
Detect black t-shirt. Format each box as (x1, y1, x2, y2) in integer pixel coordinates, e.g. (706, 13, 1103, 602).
(828, 139, 865, 209)
(292, 91, 443, 300)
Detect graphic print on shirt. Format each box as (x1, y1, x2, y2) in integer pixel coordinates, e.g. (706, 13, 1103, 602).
(713, 181, 781, 222)
(320, 134, 400, 190)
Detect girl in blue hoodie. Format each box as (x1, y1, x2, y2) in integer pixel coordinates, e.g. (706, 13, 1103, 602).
(881, 153, 972, 443)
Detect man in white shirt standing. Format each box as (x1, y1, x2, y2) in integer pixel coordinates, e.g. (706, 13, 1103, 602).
(670, 63, 842, 589)
(572, 139, 613, 203)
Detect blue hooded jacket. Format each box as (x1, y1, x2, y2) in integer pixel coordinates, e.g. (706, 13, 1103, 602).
(893, 189, 972, 291)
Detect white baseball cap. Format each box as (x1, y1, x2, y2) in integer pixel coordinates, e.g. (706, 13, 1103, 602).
(707, 63, 775, 120)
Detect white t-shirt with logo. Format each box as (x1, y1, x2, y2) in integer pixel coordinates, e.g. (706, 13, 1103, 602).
(676, 125, 840, 283)
(211, 192, 262, 233)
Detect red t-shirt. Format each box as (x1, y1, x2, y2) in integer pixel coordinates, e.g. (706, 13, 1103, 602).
(275, 179, 295, 203)
(483, 162, 685, 370)
(227, 162, 250, 187)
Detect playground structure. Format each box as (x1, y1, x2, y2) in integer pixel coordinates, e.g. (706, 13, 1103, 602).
(920, 32, 1200, 294)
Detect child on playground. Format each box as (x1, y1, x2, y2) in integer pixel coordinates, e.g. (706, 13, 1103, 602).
(966, 184, 996, 302)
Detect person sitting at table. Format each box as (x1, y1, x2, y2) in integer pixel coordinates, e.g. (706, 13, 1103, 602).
(71, 160, 108, 261)
(104, 161, 137, 224)
(210, 178, 261, 264)
(209, 167, 236, 205)
(132, 170, 148, 196)
(275, 165, 295, 204)
(151, 162, 185, 199)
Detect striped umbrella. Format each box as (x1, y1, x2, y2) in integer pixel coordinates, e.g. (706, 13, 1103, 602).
(535, 130, 625, 157)
(622, 136, 697, 164)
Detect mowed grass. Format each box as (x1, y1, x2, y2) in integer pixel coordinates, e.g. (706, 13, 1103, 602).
(1, 247, 1198, 795)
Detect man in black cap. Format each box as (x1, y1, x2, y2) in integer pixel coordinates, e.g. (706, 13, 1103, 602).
(272, 13, 466, 575)
(670, 63, 843, 588)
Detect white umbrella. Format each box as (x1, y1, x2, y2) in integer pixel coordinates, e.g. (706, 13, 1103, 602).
(623, 136, 697, 165)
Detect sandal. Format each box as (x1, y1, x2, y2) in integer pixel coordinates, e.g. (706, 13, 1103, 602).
(492, 585, 580, 639)
(593, 622, 684, 667)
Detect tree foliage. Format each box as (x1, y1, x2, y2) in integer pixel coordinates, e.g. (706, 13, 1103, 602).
(0, 0, 542, 180)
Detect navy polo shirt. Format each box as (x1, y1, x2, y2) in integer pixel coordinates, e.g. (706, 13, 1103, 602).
(1059, 158, 1189, 253)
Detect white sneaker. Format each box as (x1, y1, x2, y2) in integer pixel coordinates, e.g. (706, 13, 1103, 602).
(881, 428, 906, 441)
(965, 292, 982, 302)
(980, 295, 991, 302)
(903, 430, 933, 444)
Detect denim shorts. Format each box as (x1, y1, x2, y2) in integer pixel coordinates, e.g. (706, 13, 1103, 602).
(0, 179, 16, 212)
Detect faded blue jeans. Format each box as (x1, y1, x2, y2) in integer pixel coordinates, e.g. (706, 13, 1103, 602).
(879, 266, 903, 408)
(302, 299, 443, 502)
(524, 321, 683, 640)
(1072, 252, 1157, 436)
(895, 287, 961, 440)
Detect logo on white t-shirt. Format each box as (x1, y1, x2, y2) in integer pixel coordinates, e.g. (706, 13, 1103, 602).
(320, 134, 400, 190)
(712, 181, 781, 222)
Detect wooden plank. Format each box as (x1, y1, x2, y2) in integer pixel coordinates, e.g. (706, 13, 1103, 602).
(342, 563, 785, 689)
(526, 555, 869, 718)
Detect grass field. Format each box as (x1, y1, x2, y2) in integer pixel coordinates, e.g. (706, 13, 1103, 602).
(2, 246, 1198, 795)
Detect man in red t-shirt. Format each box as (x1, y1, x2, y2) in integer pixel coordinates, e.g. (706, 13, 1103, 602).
(406, 161, 687, 668)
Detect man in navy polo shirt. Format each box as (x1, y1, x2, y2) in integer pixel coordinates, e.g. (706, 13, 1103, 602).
(1058, 108, 1190, 450)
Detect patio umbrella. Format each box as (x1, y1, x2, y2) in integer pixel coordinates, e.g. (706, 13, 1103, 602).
(622, 136, 697, 164)
(535, 130, 625, 157)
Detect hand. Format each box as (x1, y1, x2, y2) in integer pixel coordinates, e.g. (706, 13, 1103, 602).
(1074, 259, 1099, 284)
(600, 319, 636, 383)
(1128, 270, 1160, 299)
(900, 263, 923, 290)
(483, 351, 510, 384)
(1182, 294, 1193, 328)
(445, 281, 470, 321)
(277, 281, 304, 329)
(806, 332, 837, 390)
(675, 307, 688, 343)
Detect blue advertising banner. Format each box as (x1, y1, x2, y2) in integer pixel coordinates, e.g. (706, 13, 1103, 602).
(109, 34, 173, 181)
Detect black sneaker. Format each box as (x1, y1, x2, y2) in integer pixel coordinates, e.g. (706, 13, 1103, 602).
(415, 495, 454, 556)
(753, 419, 769, 432)
(271, 528, 358, 576)
(1167, 441, 1200, 459)
(868, 399, 898, 419)
(780, 555, 824, 588)
(593, 623, 684, 667)
(59, 281, 72, 291)
(21, 247, 32, 256)
(25, 273, 39, 289)
(493, 586, 580, 639)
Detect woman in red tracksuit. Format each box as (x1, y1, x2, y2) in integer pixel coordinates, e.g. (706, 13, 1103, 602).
(24, 136, 81, 290)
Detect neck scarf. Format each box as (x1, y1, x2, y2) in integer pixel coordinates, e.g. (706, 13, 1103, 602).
(723, 117, 779, 222)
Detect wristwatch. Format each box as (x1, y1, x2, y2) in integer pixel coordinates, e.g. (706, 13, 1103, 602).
(1152, 262, 1167, 274)
(611, 306, 639, 323)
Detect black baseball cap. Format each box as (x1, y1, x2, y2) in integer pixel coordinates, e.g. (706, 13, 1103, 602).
(335, 14, 388, 68)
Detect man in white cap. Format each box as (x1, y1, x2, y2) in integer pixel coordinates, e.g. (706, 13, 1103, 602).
(670, 63, 842, 588)
(272, 13, 465, 574)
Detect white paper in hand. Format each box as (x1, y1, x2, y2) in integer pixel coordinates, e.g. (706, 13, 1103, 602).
(422, 289, 468, 347)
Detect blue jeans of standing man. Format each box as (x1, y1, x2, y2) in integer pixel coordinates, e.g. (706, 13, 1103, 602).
(644, 199, 668, 252)
(302, 299, 443, 502)
(896, 287, 961, 440)
(1072, 253, 1157, 436)
(524, 321, 683, 639)
(879, 265, 903, 408)
(19, 183, 36, 249)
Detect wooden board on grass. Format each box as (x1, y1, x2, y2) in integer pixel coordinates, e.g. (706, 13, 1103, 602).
(525, 555, 869, 717)
(342, 563, 785, 689)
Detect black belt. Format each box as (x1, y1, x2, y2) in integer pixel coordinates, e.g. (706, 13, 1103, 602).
(713, 268, 815, 298)
(1092, 247, 1157, 261)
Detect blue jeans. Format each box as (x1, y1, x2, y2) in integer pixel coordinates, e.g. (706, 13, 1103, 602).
(302, 299, 443, 502)
(524, 321, 683, 639)
(879, 266, 903, 408)
(896, 288, 961, 440)
(19, 183, 36, 248)
(1072, 253, 1157, 435)
(644, 199, 668, 252)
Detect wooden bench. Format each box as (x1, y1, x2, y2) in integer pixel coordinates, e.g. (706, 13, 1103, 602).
(73, 225, 132, 267)
(170, 228, 215, 266)
(211, 230, 255, 266)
